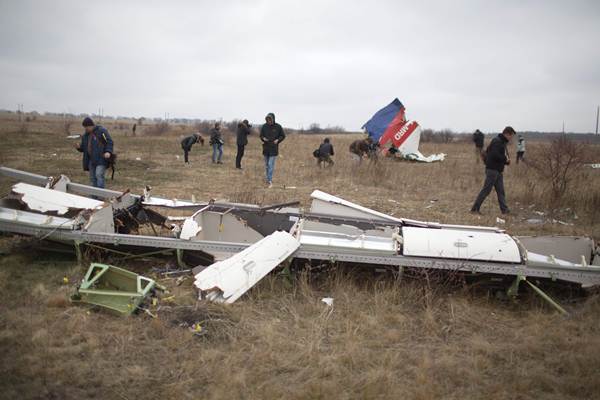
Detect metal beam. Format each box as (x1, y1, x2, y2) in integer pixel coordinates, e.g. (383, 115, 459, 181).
(2, 219, 600, 287)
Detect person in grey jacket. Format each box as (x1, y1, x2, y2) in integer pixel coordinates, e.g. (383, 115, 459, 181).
(235, 119, 251, 169)
(209, 123, 223, 164)
(259, 113, 285, 187)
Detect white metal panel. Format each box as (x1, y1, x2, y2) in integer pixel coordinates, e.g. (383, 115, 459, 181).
(298, 230, 397, 255)
(310, 190, 402, 222)
(12, 183, 105, 214)
(194, 231, 300, 303)
(402, 226, 521, 262)
(310, 191, 501, 233)
(0, 207, 77, 229)
(142, 196, 200, 208)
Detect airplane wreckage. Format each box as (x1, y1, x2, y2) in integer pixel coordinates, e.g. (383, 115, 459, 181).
(363, 98, 446, 162)
(1, 166, 599, 315)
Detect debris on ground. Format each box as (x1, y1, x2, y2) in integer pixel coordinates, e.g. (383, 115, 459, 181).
(70, 263, 165, 316)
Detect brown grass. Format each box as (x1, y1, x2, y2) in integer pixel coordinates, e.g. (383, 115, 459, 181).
(1, 114, 600, 399)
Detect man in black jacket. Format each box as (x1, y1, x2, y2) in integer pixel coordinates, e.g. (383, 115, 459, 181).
(260, 113, 285, 188)
(472, 129, 484, 163)
(181, 133, 204, 164)
(471, 126, 516, 214)
(317, 137, 334, 167)
(235, 119, 251, 169)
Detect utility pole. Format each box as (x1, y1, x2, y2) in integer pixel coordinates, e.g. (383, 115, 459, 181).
(562, 121, 565, 135)
(596, 105, 599, 135)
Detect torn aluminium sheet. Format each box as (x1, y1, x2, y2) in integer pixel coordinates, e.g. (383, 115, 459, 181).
(194, 231, 300, 303)
(11, 182, 105, 215)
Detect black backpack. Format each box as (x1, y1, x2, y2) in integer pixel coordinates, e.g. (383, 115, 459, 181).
(99, 133, 117, 180)
(312, 148, 320, 158)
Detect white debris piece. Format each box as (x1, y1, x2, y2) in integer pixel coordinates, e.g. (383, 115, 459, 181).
(402, 226, 521, 263)
(321, 297, 334, 307)
(180, 217, 202, 240)
(496, 217, 505, 224)
(142, 197, 201, 208)
(0, 207, 76, 229)
(194, 231, 300, 303)
(12, 183, 105, 215)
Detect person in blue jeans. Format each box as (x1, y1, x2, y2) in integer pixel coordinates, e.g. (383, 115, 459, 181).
(209, 123, 224, 164)
(75, 117, 114, 188)
(259, 113, 285, 188)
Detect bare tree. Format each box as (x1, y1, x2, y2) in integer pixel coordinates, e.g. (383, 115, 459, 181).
(528, 136, 585, 207)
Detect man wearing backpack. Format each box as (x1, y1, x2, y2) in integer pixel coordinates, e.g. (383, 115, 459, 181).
(470, 126, 516, 215)
(315, 137, 334, 167)
(209, 122, 224, 164)
(74, 117, 114, 188)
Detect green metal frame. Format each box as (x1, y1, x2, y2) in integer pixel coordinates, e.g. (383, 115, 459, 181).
(508, 274, 569, 316)
(71, 263, 163, 315)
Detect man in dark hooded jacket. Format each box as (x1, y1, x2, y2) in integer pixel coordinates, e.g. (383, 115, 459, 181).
(74, 117, 114, 188)
(471, 126, 516, 214)
(181, 133, 204, 164)
(235, 119, 251, 169)
(260, 113, 285, 187)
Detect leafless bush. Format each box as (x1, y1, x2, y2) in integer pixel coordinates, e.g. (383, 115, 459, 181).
(144, 121, 170, 136)
(63, 120, 72, 134)
(527, 136, 586, 207)
(421, 128, 454, 143)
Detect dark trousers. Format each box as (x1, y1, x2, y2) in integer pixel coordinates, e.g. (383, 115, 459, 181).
(183, 148, 190, 163)
(472, 168, 509, 213)
(318, 155, 334, 167)
(516, 151, 524, 164)
(235, 145, 245, 168)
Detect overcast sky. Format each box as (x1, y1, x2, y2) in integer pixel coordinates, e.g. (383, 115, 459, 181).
(0, 0, 599, 132)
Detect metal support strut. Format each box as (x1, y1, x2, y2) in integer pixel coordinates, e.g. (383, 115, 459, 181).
(508, 275, 569, 316)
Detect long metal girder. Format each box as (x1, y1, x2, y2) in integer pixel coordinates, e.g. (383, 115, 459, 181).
(0, 166, 129, 200)
(2, 219, 600, 287)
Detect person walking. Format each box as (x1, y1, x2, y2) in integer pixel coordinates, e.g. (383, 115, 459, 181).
(259, 113, 285, 188)
(516, 135, 526, 164)
(209, 123, 223, 164)
(472, 129, 484, 163)
(181, 133, 204, 164)
(470, 126, 516, 214)
(316, 137, 334, 167)
(74, 117, 114, 188)
(235, 119, 251, 169)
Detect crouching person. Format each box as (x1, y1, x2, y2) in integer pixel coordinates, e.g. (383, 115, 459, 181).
(181, 133, 204, 164)
(75, 117, 113, 188)
(316, 138, 334, 167)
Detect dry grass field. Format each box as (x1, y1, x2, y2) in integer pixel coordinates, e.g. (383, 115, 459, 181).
(1, 113, 600, 399)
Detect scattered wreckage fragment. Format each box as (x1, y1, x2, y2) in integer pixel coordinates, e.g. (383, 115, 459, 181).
(193, 231, 300, 303)
(71, 263, 165, 315)
(362, 98, 446, 162)
(1, 166, 600, 311)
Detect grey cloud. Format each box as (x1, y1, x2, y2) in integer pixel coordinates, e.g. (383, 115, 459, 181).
(0, 0, 598, 132)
